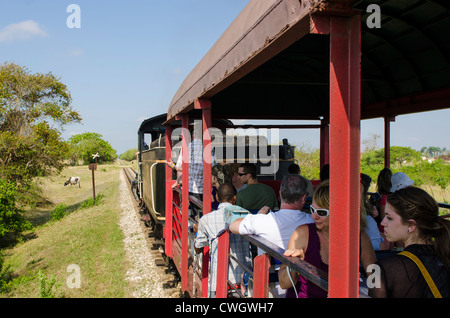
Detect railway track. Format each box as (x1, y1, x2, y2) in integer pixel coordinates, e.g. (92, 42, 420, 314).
(118, 160, 182, 297)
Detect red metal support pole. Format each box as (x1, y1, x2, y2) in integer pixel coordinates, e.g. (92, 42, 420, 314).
(252, 254, 270, 298)
(216, 230, 230, 298)
(201, 247, 210, 298)
(320, 119, 330, 168)
(311, 14, 331, 172)
(196, 99, 213, 216)
(329, 14, 361, 298)
(164, 125, 173, 258)
(181, 114, 190, 292)
(196, 98, 213, 297)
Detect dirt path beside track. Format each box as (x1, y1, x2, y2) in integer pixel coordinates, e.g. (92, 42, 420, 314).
(118, 171, 180, 298)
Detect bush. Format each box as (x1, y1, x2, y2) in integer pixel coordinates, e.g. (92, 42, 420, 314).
(50, 203, 67, 221)
(80, 193, 104, 209)
(120, 148, 138, 161)
(361, 150, 449, 203)
(68, 132, 117, 164)
(0, 179, 31, 239)
(0, 251, 13, 293)
(39, 270, 62, 298)
(361, 146, 422, 168)
(293, 144, 320, 179)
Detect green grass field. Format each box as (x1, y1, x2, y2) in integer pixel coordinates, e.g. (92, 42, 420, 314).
(1, 164, 132, 298)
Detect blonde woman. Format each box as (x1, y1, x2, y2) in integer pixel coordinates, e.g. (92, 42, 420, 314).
(279, 180, 376, 298)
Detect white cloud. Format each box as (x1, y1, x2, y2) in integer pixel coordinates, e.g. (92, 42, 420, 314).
(68, 48, 84, 56)
(0, 20, 48, 43)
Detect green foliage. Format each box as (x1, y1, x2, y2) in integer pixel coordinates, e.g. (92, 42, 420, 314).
(361, 146, 422, 167)
(80, 193, 105, 209)
(293, 143, 321, 180)
(0, 63, 80, 129)
(1, 250, 34, 294)
(69, 132, 117, 164)
(0, 62, 81, 212)
(50, 203, 67, 221)
(0, 179, 31, 239)
(39, 270, 62, 298)
(50, 193, 105, 221)
(0, 251, 13, 293)
(119, 148, 138, 161)
(0, 124, 71, 187)
(361, 147, 449, 203)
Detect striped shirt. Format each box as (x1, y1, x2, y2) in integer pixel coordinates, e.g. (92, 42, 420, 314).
(176, 138, 216, 194)
(195, 202, 251, 293)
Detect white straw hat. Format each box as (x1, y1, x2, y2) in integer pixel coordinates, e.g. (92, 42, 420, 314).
(390, 172, 414, 192)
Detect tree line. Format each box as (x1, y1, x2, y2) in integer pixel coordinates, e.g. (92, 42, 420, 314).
(420, 146, 449, 158)
(294, 143, 449, 203)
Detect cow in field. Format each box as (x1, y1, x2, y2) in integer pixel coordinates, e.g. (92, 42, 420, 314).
(64, 176, 81, 188)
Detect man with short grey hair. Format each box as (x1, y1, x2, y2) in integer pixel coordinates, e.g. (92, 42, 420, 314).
(229, 174, 314, 297)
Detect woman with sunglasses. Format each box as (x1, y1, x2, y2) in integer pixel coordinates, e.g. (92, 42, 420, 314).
(279, 180, 376, 298)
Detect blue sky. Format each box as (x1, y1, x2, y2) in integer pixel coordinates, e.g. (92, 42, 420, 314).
(1, 0, 449, 155)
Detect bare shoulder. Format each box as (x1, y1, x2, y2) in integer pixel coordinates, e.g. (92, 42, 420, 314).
(289, 223, 310, 244)
(286, 223, 310, 252)
(293, 223, 310, 236)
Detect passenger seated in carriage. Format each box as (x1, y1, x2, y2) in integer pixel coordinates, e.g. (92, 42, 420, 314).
(279, 180, 376, 298)
(369, 186, 450, 298)
(230, 174, 313, 297)
(194, 183, 252, 298)
(235, 163, 279, 213)
(360, 175, 387, 251)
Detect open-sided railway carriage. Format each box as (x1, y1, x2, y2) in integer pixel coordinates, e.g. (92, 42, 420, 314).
(137, 114, 292, 240)
(136, 0, 450, 298)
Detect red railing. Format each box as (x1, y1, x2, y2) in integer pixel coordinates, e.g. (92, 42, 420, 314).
(215, 230, 329, 298)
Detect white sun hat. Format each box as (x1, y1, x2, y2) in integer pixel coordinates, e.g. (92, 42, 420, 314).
(390, 172, 414, 192)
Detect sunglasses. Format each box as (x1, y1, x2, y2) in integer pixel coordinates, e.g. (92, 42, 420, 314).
(238, 172, 247, 176)
(309, 205, 330, 217)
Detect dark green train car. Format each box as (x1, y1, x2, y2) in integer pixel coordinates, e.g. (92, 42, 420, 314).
(137, 114, 169, 237)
